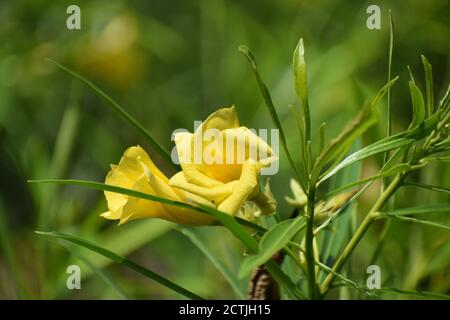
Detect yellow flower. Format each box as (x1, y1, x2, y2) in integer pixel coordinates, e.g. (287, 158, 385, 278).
(101, 146, 214, 225)
(171, 107, 277, 215)
(101, 107, 277, 225)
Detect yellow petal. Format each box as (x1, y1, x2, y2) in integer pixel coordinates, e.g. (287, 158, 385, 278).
(221, 127, 274, 165)
(147, 169, 214, 225)
(169, 172, 237, 204)
(218, 161, 259, 215)
(103, 145, 171, 223)
(120, 174, 170, 223)
(198, 106, 239, 133)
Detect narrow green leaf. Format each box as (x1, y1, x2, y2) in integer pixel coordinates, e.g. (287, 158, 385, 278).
(47, 59, 177, 170)
(319, 136, 413, 183)
(239, 46, 301, 183)
(321, 163, 423, 199)
(423, 156, 450, 162)
(35, 231, 205, 299)
(383, 203, 450, 216)
(379, 214, 450, 230)
(178, 227, 246, 299)
(421, 55, 434, 117)
(293, 38, 311, 141)
(408, 80, 426, 128)
(239, 217, 305, 278)
(405, 182, 450, 194)
(386, 10, 394, 137)
(382, 10, 394, 189)
(319, 122, 326, 153)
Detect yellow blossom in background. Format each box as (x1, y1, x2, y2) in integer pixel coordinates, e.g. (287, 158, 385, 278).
(73, 12, 145, 89)
(102, 107, 277, 225)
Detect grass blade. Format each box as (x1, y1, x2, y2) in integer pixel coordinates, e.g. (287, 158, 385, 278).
(35, 231, 205, 299)
(405, 182, 450, 194)
(421, 55, 434, 117)
(47, 59, 177, 170)
(382, 203, 450, 216)
(378, 214, 450, 230)
(319, 134, 413, 183)
(382, 10, 394, 190)
(386, 10, 394, 137)
(321, 163, 423, 199)
(408, 80, 426, 128)
(239, 46, 301, 183)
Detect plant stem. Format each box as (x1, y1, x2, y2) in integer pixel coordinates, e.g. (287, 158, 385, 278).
(305, 186, 318, 299)
(320, 173, 405, 296)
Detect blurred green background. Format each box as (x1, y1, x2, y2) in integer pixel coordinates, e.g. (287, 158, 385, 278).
(0, 0, 449, 299)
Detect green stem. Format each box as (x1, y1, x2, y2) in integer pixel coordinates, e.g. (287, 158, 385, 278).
(305, 186, 318, 299)
(320, 173, 405, 296)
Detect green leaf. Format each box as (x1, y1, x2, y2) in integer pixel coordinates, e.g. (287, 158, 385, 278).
(239, 46, 301, 184)
(35, 231, 205, 299)
(378, 214, 450, 231)
(239, 217, 305, 278)
(408, 80, 426, 128)
(422, 156, 450, 162)
(319, 122, 326, 153)
(405, 182, 450, 194)
(382, 203, 450, 216)
(386, 10, 394, 137)
(292, 38, 311, 141)
(319, 136, 413, 183)
(178, 227, 246, 299)
(321, 163, 423, 199)
(313, 77, 398, 182)
(382, 10, 395, 187)
(47, 59, 177, 170)
(421, 55, 434, 117)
